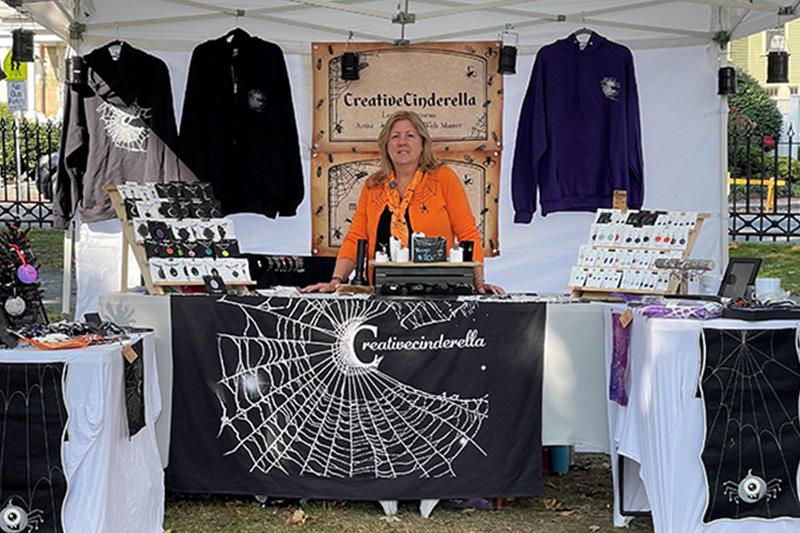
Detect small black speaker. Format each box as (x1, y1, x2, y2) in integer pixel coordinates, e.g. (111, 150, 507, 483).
(66, 56, 85, 86)
(341, 52, 359, 81)
(498, 45, 517, 75)
(717, 66, 736, 95)
(767, 51, 789, 84)
(11, 29, 35, 63)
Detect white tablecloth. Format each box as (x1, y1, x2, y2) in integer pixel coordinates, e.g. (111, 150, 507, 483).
(0, 333, 164, 533)
(605, 312, 800, 532)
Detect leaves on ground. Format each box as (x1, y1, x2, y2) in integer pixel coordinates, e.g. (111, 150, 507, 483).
(544, 498, 567, 512)
(287, 509, 307, 525)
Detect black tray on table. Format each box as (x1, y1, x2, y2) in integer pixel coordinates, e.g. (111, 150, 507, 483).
(722, 306, 800, 321)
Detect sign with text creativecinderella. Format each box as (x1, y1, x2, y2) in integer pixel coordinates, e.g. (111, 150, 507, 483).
(310, 151, 500, 257)
(166, 295, 544, 501)
(312, 42, 504, 152)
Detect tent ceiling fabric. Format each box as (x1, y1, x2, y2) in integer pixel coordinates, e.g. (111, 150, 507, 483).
(18, 0, 800, 52)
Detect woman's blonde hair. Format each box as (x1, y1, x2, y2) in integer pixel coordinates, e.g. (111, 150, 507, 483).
(366, 110, 440, 187)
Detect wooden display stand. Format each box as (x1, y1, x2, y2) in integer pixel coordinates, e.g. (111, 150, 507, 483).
(103, 184, 255, 295)
(568, 213, 709, 300)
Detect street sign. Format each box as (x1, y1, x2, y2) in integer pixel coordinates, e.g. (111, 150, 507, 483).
(7, 80, 26, 111)
(3, 51, 27, 81)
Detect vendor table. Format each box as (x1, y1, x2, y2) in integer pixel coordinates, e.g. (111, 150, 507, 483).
(605, 311, 800, 532)
(99, 293, 611, 472)
(0, 333, 163, 533)
(170, 294, 548, 499)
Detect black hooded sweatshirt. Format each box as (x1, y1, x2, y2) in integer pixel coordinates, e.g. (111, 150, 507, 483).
(54, 42, 180, 229)
(178, 29, 304, 218)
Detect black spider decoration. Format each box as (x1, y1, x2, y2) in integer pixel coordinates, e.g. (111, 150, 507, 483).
(700, 328, 800, 523)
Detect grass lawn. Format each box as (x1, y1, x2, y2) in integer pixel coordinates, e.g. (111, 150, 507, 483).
(28, 227, 66, 271)
(729, 241, 800, 293)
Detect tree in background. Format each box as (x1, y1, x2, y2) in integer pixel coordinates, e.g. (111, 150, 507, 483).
(728, 67, 787, 180)
(0, 103, 61, 184)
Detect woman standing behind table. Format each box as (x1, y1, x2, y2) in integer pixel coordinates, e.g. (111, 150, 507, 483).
(303, 110, 503, 294)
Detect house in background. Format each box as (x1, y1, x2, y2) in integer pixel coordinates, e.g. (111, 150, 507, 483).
(0, 4, 65, 120)
(729, 19, 800, 157)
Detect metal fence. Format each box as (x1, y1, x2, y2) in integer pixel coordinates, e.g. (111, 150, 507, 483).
(728, 124, 800, 241)
(0, 116, 61, 227)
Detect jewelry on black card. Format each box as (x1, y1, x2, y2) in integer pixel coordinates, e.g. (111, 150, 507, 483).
(214, 240, 240, 258)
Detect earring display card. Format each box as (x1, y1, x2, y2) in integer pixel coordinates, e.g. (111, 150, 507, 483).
(192, 200, 222, 219)
(568, 266, 588, 287)
(147, 220, 175, 241)
(193, 220, 220, 241)
(569, 208, 708, 297)
(183, 182, 214, 202)
(136, 200, 167, 219)
(213, 239, 241, 258)
(106, 181, 257, 295)
(215, 219, 236, 241)
(216, 258, 251, 283)
(149, 258, 169, 283)
(171, 220, 196, 242)
(133, 218, 149, 242)
(124, 199, 140, 219)
(182, 259, 208, 282)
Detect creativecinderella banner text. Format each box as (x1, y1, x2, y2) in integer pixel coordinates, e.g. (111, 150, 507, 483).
(312, 41, 503, 152)
(343, 91, 478, 109)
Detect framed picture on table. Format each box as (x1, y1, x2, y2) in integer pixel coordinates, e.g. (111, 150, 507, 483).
(718, 257, 761, 299)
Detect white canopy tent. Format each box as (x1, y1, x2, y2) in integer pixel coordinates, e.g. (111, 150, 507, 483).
(11, 0, 800, 315)
(19, 0, 800, 52)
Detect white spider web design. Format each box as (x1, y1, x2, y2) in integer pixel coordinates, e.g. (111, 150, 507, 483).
(214, 296, 488, 479)
(0, 363, 68, 533)
(700, 328, 800, 522)
(97, 100, 151, 152)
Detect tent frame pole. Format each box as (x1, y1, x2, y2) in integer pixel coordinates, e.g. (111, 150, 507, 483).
(719, 41, 730, 273)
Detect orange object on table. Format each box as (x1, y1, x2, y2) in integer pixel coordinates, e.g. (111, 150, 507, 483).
(20, 335, 101, 350)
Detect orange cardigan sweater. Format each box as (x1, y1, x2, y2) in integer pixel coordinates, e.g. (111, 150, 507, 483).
(338, 165, 484, 268)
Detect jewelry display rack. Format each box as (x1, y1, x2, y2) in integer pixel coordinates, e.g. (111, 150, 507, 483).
(567, 210, 709, 300)
(104, 184, 255, 295)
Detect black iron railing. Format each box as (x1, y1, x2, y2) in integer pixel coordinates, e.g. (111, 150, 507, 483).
(729, 123, 800, 241)
(0, 117, 61, 227)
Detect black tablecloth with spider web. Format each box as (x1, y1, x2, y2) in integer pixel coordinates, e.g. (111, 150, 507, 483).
(166, 294, 545, 500)
(0, 362, 67, 533)
(699, 328, 800, 523)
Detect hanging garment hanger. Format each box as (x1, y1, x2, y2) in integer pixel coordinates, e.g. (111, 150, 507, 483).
(572, 13, 594, 50)
(225, 24, 250, 42)
(572, 12, 593, 42)
(104, 39, 124, 61)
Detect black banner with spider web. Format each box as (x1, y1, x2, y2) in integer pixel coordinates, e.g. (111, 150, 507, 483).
(700, 328, 800, 523)
(0, 362, 68, 533)
(167, 294, 545, 500)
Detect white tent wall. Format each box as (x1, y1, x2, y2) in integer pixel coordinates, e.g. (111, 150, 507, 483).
(72, 39, 722, 317)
